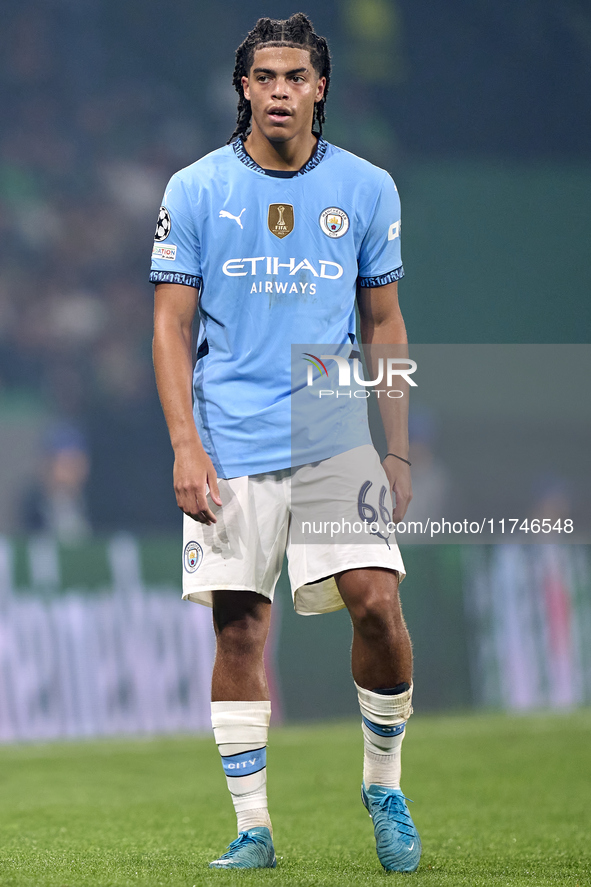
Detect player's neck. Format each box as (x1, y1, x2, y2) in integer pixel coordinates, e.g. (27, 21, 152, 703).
(243, 127, 318, 172)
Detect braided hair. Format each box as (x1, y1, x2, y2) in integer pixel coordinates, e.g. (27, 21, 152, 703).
(228, 13, 331, 143)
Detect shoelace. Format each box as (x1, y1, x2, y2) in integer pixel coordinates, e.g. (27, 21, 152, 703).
(220, 831, 266, 857)
(376, 793, 414, 825)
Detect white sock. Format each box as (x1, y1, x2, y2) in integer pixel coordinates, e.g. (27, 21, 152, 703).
(356, 683, 413, 790)
(211, 701, 272, 835)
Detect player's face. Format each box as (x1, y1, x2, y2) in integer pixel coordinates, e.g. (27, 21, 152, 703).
(242, 46, 326, 143)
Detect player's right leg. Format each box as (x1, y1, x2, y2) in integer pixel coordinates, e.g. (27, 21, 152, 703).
(179, 471, 289, 870)
(209, 590, 276, 869)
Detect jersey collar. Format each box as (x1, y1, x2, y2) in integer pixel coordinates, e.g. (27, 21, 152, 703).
(232, 135, 328, 177)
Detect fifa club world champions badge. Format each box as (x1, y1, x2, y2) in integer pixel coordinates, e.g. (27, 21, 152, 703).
(268, 203, 294, 239)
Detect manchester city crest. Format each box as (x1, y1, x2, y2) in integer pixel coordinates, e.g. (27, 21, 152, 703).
(319, 207, 349, 238)
(183, 541, 203, 573)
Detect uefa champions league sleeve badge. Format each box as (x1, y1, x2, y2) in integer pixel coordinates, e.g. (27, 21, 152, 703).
(154, 206, 172, 241)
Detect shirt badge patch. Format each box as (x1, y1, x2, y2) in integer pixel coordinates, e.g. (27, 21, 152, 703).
(152, 244, 177, 261)
(319, 207, 349, 238)
(184, 541, 203, 573)
(268, 203, 294, 239)
(388, 220, 401, 240)
(154, 206, 171, 242)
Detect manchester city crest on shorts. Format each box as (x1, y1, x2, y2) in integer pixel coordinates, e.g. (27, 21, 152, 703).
(319, 207, 349, 238)
(154, 206, 171, 242)
(268, 203, 294, 239)
(183, 541, 203, 573)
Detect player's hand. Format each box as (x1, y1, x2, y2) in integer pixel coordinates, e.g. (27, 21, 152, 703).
(173, 444, 222, 525)
(382, 455, 412, 523)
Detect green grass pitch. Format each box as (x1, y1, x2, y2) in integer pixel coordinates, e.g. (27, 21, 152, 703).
(0, 711, 589, 886)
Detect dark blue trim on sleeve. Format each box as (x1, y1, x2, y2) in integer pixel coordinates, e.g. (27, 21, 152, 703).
(149, 271, 202, 288)
(358, 266, 404, 288)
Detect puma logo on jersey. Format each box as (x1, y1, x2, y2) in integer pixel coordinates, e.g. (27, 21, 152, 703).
(219, 208, 246, 229)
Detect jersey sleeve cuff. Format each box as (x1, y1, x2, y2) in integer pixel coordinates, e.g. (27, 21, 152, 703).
(149, 270, 202, 288)
(358, 265, 404, 288)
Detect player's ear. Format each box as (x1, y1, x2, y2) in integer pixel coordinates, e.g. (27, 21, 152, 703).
(315, 76, 326, 103)
(242, 75, 251, 102)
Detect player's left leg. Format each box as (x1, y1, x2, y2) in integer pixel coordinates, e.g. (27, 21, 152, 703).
(336, 567, 421, 872)
(337, 566, 411, 691)
(288, 445, 421, 869)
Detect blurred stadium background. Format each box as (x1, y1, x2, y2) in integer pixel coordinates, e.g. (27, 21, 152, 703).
(0, 0, 590, 741)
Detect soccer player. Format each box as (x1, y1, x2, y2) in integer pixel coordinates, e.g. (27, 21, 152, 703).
(151, 13, 421, 873)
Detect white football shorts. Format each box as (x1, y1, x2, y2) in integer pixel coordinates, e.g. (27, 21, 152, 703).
(182, 444, 405, 615)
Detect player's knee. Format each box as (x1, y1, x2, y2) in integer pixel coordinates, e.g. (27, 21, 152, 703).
(216, 613, 267, 657)
(349, 588, 389, 631)
(347, 583, 403, 638)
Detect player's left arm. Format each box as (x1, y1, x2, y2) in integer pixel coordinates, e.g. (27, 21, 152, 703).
(358, 280, 412, 522)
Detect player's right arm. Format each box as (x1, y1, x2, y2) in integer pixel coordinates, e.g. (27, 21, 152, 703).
(153, 283, 222, 524)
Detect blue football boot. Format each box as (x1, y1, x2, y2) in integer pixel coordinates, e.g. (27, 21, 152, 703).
(362, 783, 422, 872)
(209, 827, 277, 869)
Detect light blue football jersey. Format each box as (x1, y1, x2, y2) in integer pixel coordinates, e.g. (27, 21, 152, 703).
(150, 137, 403, 479)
